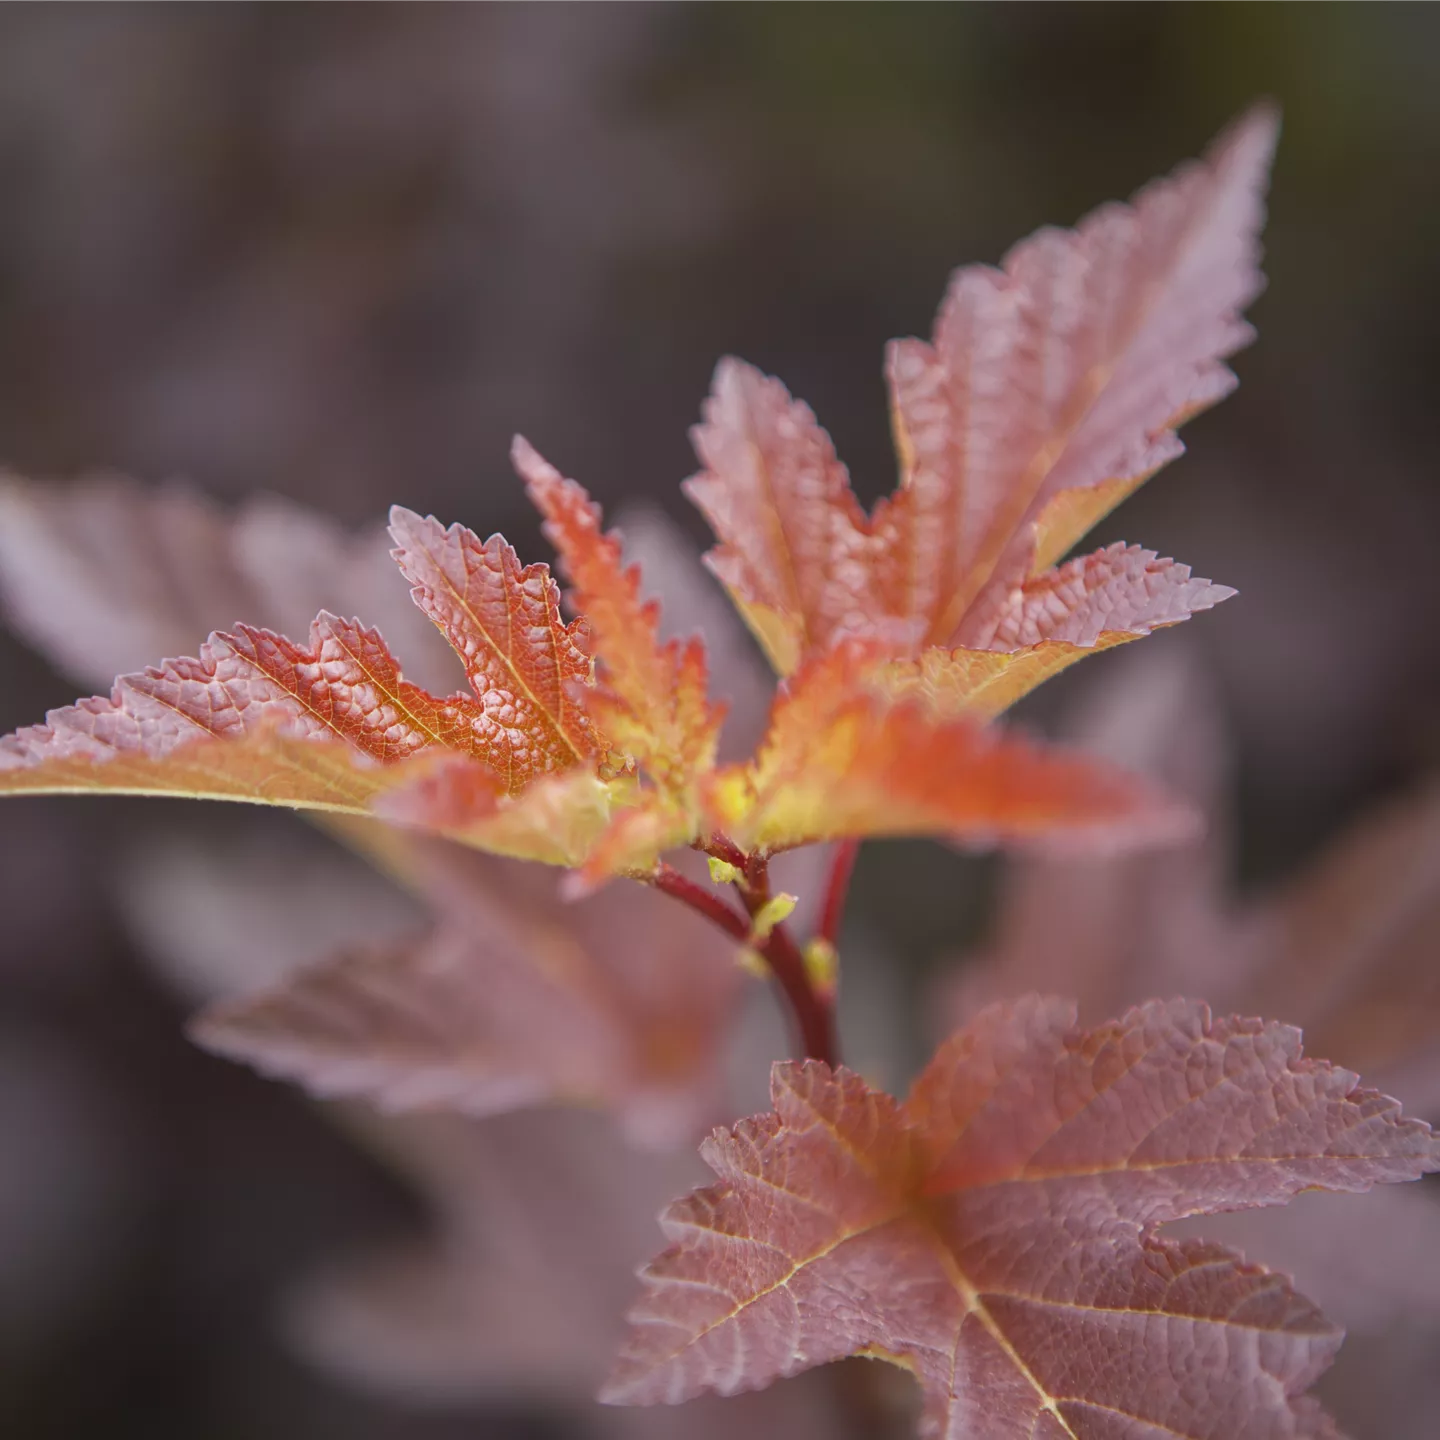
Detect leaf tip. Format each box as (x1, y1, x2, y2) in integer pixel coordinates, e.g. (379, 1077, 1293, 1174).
(509, 432, 555, 487)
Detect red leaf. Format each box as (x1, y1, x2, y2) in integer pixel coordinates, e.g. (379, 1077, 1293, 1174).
(192, 853, 743, 1148)
(0, 502, 625, 855)
(604, 997, 1437, 1436)
(388, 506, 599, 790)
(706, 645, 1195, 859)
(0, 474, 460, 693)
(955, 543, 1234, 651)
(944, 649, 1440, 1421)
(686, 110, 1272, 714)
(954, 645, 1440, 1103)
(877, 108, 1273, 645)
(515, 436, 725, 791)
(683, 358, 891, 674)
(949, 646, 1238, 1020)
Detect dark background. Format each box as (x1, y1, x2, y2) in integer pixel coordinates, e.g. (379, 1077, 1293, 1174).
(1, 5, 1437, 1437)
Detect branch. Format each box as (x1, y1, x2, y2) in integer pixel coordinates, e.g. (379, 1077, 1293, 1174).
(817, 839, 860, 948)
(738, 858, 839, 1069)
(652, 863, 750, 943)
(697, 833, 748, 871)
(650, 857, 839, 1069)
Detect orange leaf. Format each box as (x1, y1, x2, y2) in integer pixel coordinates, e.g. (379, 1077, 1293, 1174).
(0, 722, 388, 815)
(709, 646, 1195, 858)
(388, 506, 598, 790)
(877, 107, 1273, 644)
(514, 436, 724, 791)
(683, 358, 889, 674)
(0, 613, 478, 811)
(0, 473, 462, 694)
(604, 997, 1439, 1436)
(686, 110, 1272, 716)
(379, 756, 625, 869)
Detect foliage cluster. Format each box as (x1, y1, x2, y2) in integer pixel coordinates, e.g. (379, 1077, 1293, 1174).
(3, 109, 1437, 1438)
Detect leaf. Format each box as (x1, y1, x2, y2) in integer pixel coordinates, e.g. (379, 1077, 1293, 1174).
(683, 358, 893, 674)
(388, 505, 599, 790)
(686, 109, 1272, 716)
(604, 996, 1438, 1437)
(515, 437, 725, 792)
(877, 107, 1273, 644)
(0, 612, 484, 810)
(0, 473, 461, 694)
(4, 117, 1265, 870)
(378, 756, 626, 869)
(0, 725, 391, 815)
(707, 645, 1195, 859)
(1169, 1182, 1440, 1337)
(0, 496, 621, 859)
(871, 538, 1231, 723)
(607, 505, 779, 766)
(192, 850, 744, 1149)
(117, 825, 425, 1005)
(944, 644, 1440, 1427)
(953, 543, 1235, 651)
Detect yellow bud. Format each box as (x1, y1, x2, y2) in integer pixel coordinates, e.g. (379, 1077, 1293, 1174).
(802, 938, 839, 1000)
(707, 856, 744, 886)
(735, 946, 769, 980)
(750, 892, 798, 943)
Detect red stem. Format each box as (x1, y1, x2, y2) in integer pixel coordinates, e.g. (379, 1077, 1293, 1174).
(758, 915, 838, 1068)
(650, 859, 839, 1069)
(699, 833, 748, 871)
(652, 863, 750, 942)
(738, 858, 839, 1069)
(817, 839, 860, 948)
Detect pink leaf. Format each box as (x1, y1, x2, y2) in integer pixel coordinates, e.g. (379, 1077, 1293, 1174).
(192, 853, 744, 1149)
(605, 997, 1437, 1437)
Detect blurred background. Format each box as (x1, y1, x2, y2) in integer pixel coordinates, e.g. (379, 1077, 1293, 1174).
(1, 4, 1437, 1438)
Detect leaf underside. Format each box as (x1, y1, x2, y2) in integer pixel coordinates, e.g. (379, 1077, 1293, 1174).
(605, 997, 1438, 1439)
(192, 854, 743, 1149)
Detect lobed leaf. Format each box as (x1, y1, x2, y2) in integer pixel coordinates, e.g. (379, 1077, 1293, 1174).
(0, 473, 462, 694)
(685, 110, 1273, 722)
(0, 613, 466, 812)
(515, 436, 725, 792)
(877, 107, 1274, 645)
(0, 503, 620, 861)
(378, 757, 625, 869)
(388, 505, 598, 791)
(709, 646, 1196, 858)
(193, 852, 743, 1149)
(605, 996, 1439, 1437)
(683, 358, 887, 675)
(946, 649, 1440, 1428)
